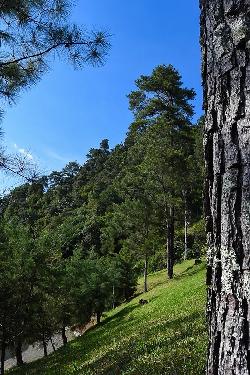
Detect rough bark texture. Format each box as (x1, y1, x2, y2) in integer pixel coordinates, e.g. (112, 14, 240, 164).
(200, 1, 250, 374)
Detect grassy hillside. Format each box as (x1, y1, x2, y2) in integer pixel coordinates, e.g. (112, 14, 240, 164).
(9, 260, 207, 375)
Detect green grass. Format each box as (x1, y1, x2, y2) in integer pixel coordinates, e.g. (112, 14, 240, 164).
(9, 260, 207, 375)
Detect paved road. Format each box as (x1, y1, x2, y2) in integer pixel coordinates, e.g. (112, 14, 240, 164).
(4, 328, 76, 371)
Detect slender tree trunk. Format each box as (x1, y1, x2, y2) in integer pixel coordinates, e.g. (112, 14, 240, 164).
(167, 206, 175, 279)
(50, 337, 56, 352)
(42, 334, 48, 357)
(200, 1, 250, 374)
(112, 284, 115, 309)
(61, 327, 67, 346)
(0, 340, 6, 375)
(96, 311, 101, 325)
(184, 195, 188, 260)
(42, 340, 48, 357)
(143, 252, 148, 293)
(15, 340, 23, 367)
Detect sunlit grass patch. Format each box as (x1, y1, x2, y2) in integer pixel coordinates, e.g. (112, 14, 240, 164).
(9, 260, 207, 375)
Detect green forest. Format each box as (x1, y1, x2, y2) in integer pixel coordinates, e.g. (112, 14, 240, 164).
(1, 1, 250, 375)
(0, 64, 205, 371)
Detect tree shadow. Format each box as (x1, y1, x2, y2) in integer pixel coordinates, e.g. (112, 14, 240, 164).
(9, 263, 206, 375)
(98, 304, 139, 326)
(174, 262, 206, 280)
(74, 310, 207, 375)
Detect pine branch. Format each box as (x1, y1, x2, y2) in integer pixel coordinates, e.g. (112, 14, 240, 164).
(0, 40, 93, 67)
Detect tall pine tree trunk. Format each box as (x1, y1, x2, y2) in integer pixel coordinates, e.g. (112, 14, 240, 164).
(0, 340, 6, 375)
(143, 252, 148, 293)
(61, 327, 67, 346)
(15, 340, 23, 367)
(50, 337, 56, 352)
(112, 284, 115, 309)
(96, 311, 101, 325)
(42, 334, 48, 357)
(200, 1, 250, 374)
(167, 206, 175, 279)
(184, 194, 188, 260)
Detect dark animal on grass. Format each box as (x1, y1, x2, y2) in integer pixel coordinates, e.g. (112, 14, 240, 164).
(139, 299, 148, 305)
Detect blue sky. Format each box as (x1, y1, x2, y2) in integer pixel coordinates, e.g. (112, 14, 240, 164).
(2, 0, 202, 183)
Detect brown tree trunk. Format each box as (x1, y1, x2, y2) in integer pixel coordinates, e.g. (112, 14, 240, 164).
(96, 311, 102, 324)
(15, 340, 23, 367)
(0, 340, 6, 375)
(61, 327, 67, 346)
(184, 194, 188, 260)
(96, 311, 101, 325)
(50, 337, 56, 352)
(42, 334, 48, 357)
(167, 206, 175, 279)
(200, 1, 250, 374)
(143, 252, 148, 293)
(112, 284, 115, 309)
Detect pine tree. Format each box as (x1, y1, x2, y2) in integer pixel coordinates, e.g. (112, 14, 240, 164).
(127, 65, 195, 278)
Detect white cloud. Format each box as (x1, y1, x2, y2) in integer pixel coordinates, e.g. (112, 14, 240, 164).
(13, 143, 34, 160)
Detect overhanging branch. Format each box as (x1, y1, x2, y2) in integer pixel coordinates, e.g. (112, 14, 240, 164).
(0, 40, 93, 67)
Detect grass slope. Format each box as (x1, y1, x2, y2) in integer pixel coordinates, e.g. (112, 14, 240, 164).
(9, 260, 207, 375)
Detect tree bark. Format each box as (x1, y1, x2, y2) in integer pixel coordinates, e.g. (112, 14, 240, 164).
(0, 340, 6, 375)
(96, 311, 101, 325)
(200, 1, 250, 374)
(112, 284, 115, 309)
(42, 334, 48, 357)
(167, 206, 175, 279)
(184, 195, 188, 260)
(61, 327, 67, 346)
(50, 337, 56, 352)
(15, 340, 23, 367)
(144, 252, 148, 293)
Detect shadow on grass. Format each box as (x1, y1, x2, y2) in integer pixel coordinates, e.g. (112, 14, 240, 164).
(9, 262, 206, 375)
(9, 303, 156, 375)
(75, 310, 207, 375)
(101, 292, 161, 326)
(174, 261, 206, 280)
(99, 304, 139, 326)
